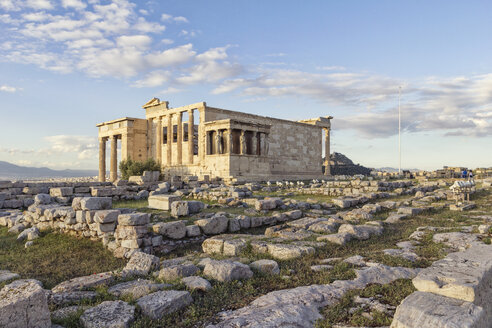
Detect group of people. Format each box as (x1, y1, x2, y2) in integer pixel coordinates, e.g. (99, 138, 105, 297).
(462, 169, 474, 181)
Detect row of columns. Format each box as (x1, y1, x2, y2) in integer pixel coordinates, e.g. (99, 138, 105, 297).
(208, 129, 269, 156)
(98, 135, 119, 182)
(156, 110, 195, 166)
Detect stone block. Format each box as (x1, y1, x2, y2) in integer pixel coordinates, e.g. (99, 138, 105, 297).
(412, 244, 492, 305)
(0, 279, 51, 328)
(80, 300, 135, 328)
(80, 197, 112, 210)
(148, 195, 180, 210)
(171, 201, 189, 218)
(391, 291, 488, 328)
(136, 290, 192, 320)
(122, 252, 160, 277)
(118, 213, 150, 226)
(249, 259, 280, 275)
(52, 272, 114, 293)
(195, 215, 229, 235)
(202, 237, 224, 254)
(94, 210, 120, 224)
(267, 243, 315, 260)
(153, 221, 186, 239)
(49, 187, 73, 197)
(158, 263, 199, 280)
(203, 260, 253, 282)
(34, 193, 51, 205)
(186, 225, 201, 237)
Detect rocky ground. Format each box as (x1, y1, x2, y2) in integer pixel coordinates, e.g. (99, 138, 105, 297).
(1, 177, 492, 328)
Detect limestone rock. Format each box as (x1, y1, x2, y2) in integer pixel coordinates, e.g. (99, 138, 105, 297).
(51, 305, 91, 321)
(267, 243, 315, 260)
(158, 263, 199, 281)
(0, 270, 19, 283)
(182, 276, 212, 291)
(338, 224, 383, 240)
(17, 226, 39, 241)
(432, 232, 481, 251)
(107, 280, 167, 299)
(94, 210, 120, 224)
(412, 244, 492, 304)
(223, 238, 248, 256)
(195, 215, 229, 235)
(0, 279, 51, 328)
(153, 221, 187, 239)
(148, 195, 180, 210)
(80, 300, 135, 328)
(250, 259, 280, 275)
(204, 260, 253, 282)
(121, 251, 160, 277)
(34, 193, 52, 205)
(118, 213, 150, 226)
(136, 290, 193, 319)
(47, 291, 98, 306)
(52, 272, 114, 293)
(391, 291, 488, 328)
(202, 237, 224, 254)
(79, 197, 112, 211)
(171, 201, 190, 217)
(317, 232, 353, 245)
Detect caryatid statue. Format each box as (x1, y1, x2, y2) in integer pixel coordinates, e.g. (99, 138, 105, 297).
(240, 131, 246, 154)
(217, 131, 224, 154)
(263, 134, 269, 155)
(215, 131, 223, 154)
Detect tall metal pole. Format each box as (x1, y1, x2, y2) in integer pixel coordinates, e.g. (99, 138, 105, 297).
(398, 86, 401, 175)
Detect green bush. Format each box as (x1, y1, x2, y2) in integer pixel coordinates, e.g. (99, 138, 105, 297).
(119, 158, 161, 180)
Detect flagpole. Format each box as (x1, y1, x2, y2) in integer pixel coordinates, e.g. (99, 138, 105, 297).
(398, 86, 401, 175)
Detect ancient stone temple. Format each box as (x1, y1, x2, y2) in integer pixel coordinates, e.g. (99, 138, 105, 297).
(97, 98, 332, 182)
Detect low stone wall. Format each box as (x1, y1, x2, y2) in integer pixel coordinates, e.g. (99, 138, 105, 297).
(0, 180, 158, 209)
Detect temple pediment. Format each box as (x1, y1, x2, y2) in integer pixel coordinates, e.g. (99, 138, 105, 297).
(142, 97, 169, 109)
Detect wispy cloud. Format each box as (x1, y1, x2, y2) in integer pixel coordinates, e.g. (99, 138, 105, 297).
(0, 84, 20, 92)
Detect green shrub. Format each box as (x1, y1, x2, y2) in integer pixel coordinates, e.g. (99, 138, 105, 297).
(119, 158, 161, 180)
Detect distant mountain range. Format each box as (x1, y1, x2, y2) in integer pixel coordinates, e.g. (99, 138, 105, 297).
(0, 161, 98, 180)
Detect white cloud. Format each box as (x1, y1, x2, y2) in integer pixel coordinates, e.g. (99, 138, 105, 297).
(160, 13, 172, 21)
(161, 38, 173, 45)
(0, 84, 20, 92)
(173, 16, 188, 23)
(133, 70, 171, 88)
(61, 0, 86, 10)
(0, 0, 21, 11)
(0, 0, 237, 88)
(116, 34, 152, 49)
(25, 0, 53, 10)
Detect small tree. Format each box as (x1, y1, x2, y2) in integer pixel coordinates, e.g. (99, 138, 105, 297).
(119, 158, 161, 180)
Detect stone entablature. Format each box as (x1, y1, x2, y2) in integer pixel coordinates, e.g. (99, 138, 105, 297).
(97, 98, 333, 182)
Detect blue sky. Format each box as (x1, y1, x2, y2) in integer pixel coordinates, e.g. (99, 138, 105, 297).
(0, 0, 491, 170)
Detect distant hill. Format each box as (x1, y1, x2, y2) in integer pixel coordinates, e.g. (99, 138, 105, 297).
(0, 161, 98, 180)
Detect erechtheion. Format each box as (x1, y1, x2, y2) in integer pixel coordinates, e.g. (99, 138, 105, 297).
(97, 98, 332, 182)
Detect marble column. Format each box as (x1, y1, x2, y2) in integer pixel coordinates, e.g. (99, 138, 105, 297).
(98, 138, 106, 182)
(167, 114, 172, 165)
(324, 128, 331, 176)
(188, 110, 194, 164)
(109, 135, 118, 182)
(156, 117, 162, 164)
(177, 112, 182, 164)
